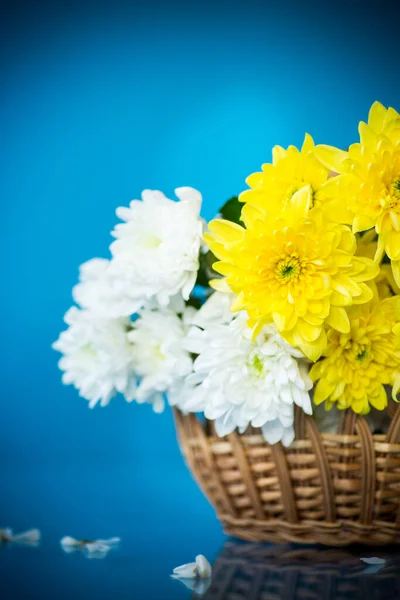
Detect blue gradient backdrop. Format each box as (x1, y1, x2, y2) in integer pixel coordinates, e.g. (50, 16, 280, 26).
(1, 1, 399, 597)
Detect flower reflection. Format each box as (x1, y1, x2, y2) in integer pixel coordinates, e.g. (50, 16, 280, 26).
(174, 577, 212, 595)
(199, 540, 400, 600)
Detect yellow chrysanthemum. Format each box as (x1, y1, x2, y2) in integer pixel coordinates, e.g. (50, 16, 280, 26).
(239, 133, 333, 215)
(376, 265, 400, 299)
(310, 296, 400, 414)
(355, 229, 400, 298)
(355, 229, 378, 261)
(314, 101, 400, 284)
(205, 186, 379, 361)
(392, 299, 400, 400)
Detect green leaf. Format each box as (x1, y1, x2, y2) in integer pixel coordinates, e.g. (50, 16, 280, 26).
(195, 250, 219, 288)
(219, 196, 243, 226)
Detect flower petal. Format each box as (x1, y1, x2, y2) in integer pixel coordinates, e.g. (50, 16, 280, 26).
(172, 562, 198, 579)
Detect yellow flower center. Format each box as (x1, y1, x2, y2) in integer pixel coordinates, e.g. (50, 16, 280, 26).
(344, 340, 371, 367)
(356, 348, 368, 361)
(286, 183, 300, 199)
(274, 254, 303, 283)
(388, 178, 400, 208)
(286, 182, 317, 207)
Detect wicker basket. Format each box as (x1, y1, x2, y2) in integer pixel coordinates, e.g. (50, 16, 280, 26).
(174, 403, 400, 546)
(201, 541, 400, 600)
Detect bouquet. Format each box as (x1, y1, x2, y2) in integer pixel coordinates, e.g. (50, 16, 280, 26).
(54, 101, 400, 447)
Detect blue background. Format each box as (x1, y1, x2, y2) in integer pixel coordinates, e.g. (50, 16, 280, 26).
(1, 1, 399, 597)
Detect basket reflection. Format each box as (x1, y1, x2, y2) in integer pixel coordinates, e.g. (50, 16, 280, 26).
(201, 540, 400, 600)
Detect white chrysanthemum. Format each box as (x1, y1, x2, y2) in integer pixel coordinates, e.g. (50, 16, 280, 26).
(128, 308, 194, 413)
(72, 258, 187, 318)
(174, 298, 312, 446)
(106, 187, 203, 316)
(53, 307, 137, 408)
(190, 288, 235, 328)
(72, 258, 114, 315)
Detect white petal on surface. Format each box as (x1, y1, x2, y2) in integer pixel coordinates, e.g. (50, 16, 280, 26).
(172, 562, 199, 578)
(60, 536, 119, 559)
(0, 528, 14, 542)
(85, 542, 111, 554)
(195, 555, 212, 578)
(360, 557, 387, 565)
(96, 537, 121, 546)
(84, 543, 111, 560)
(11, 529, 41, 544)
(60, 536, 80, 547)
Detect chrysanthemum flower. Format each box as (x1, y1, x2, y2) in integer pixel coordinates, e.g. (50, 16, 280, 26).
(205, 188, 379, 361)
(314, 101, 400, 284)
(53, 307, 137, 408)
(72, 257, 188, 318)
(128, 307, 194, 413)
(107, 187, 203, 316)
(391, 299, 400, 400)
(310, 296, 400, 414)
(355, 229, 378, 261)
(174, 298, 312, 446)
(239, 134, 332, 216)
(376, 265, 400, 299)
(189, 285, 235, 328)
(72, 258, 125, 317)
(355, 230, 400, 299)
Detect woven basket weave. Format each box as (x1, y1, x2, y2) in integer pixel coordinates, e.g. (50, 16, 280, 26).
(201, 541, 400, 600)
(174, 403, 400, 546)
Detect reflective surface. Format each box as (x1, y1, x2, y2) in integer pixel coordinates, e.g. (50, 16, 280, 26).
(204, 541, 400, 600)
(2, 461, 400, 599)
(1, 459, 222, 599)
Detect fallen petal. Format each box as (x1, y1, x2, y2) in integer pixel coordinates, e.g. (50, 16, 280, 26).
(11, 529, 41, 545)
(85, 542, 110, 554)
(196, 554, 212, 578)
(360, 557, 387, 565)
(96, 537, 120, 546)
(172, 562, 198, 579)
(60, 536, 80, 547)
(0, 529, 14, 542)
